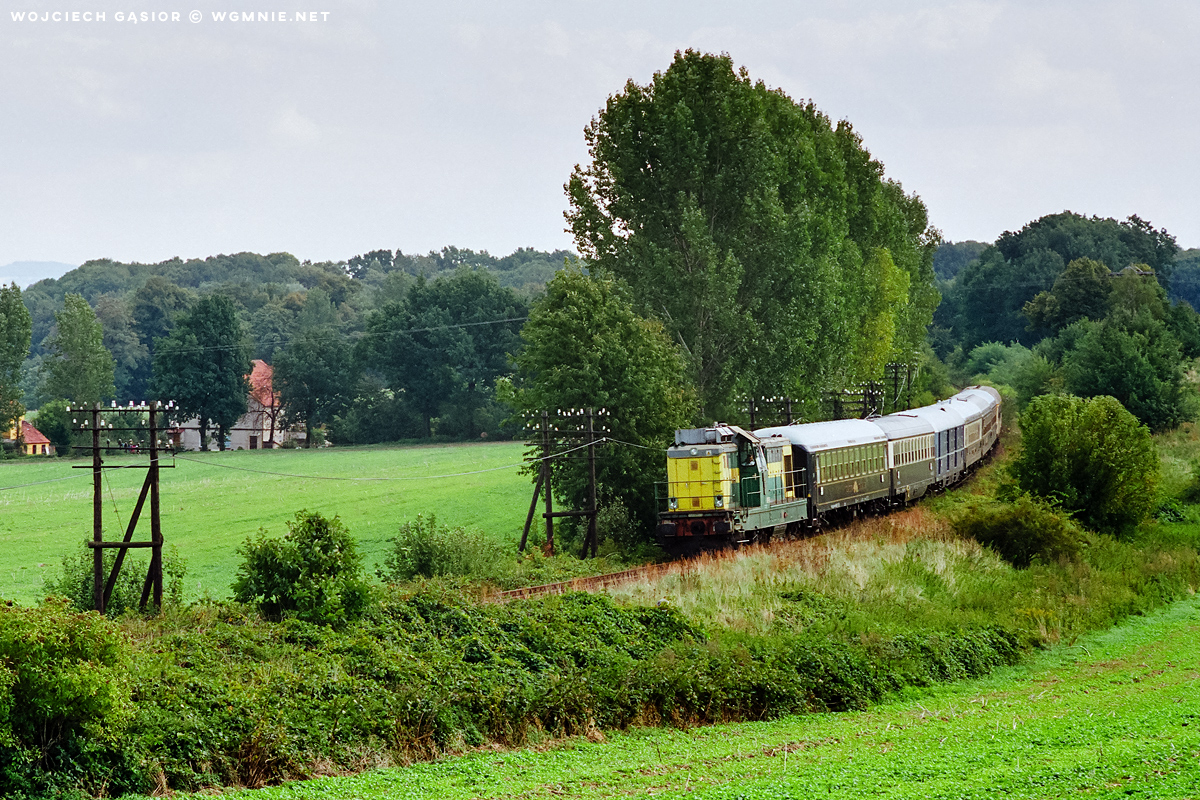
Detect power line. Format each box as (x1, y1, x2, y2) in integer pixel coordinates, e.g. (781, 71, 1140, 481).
(0, 473, 89, 492)
(0, 462, 149, 493)
(171, 439, 598, 482)
(150, 315, 530, 357)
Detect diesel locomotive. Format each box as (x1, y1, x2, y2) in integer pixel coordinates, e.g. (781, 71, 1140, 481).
(656, 386, 1001, 551)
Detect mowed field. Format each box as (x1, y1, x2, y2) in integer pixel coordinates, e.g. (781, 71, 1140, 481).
(0, 442, 531, 605)
(171, 595, 1200, 800)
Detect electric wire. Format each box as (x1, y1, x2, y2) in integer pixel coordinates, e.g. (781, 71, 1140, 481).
(169, 438, 601, 482)
(3, 435, 658, 494)
(0, 461, 150, 493)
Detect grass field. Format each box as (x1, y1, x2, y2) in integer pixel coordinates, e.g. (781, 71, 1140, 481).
(161, 593, 1200, 800)
(0, 442, 531, 605)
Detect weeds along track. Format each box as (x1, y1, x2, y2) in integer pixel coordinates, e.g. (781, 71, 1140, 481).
(488, 505, 952, 604)
(488, 561, 694, 602)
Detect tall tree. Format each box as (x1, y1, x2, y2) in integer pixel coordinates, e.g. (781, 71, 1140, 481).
(507, 266, 695, 532)
(43, 294, 115, 406)
(152, 295, 251, 451)
(0, 282, 32, 434)
(361, 268, 526, 437)
(566, 49, 939, 418)
(274, 294, 357, 447)
(94, 294, 150, 401)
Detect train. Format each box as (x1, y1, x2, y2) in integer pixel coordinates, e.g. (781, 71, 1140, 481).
(656, 386, 1002, 552)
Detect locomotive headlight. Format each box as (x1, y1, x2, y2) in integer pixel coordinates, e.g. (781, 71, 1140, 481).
(669, 498, 678, 510)
(714, 496, 724, 508)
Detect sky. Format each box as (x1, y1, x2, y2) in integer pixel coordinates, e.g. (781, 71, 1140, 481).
(2, 0, 1197, 275)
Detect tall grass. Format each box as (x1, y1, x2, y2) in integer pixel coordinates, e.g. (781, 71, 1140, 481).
(609, 505, 1200, 648)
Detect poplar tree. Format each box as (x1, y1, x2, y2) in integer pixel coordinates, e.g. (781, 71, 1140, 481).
(43, 294, 115, 406)
(566, 49, 938, 418)
(0, 282, 32, 433)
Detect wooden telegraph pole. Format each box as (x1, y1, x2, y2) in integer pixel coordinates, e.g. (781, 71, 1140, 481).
(519, 408, 608, 557)
(74, 400, 173, 614)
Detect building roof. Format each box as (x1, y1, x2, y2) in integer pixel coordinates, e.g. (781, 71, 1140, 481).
(249, 359, 278, 407)
(21, 419, 50, 445)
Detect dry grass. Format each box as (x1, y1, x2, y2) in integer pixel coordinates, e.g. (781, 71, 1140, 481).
(608, 508, 1010, 635)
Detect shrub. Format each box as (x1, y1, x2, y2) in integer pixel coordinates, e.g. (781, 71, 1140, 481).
(378, 514, 509, 582)
(0, 600, 140, 796)
(1009, 394, 1159, 536)
(952, 495, 1085, 568)
(232, 510, 370, 626)
(45, 545, 187, 616)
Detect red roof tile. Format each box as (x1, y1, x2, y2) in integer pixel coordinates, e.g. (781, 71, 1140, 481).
(22, 420, 50, 445)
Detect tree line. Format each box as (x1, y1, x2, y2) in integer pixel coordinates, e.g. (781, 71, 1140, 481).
(931, 210, 1200, 431)
(0, 247, 568, 452)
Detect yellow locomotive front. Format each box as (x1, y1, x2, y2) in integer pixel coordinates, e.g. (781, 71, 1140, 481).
(657, 425, 743, 543)
(665, 440, 739, 513)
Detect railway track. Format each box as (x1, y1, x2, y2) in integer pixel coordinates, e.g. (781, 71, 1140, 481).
(487, 559, 697, 603)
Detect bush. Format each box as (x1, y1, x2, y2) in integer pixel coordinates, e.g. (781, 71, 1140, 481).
(45, 545, 187, 616)
(378, 514, 509, 582)
(952, 495, 1085, 568)
(1009, 394, 1159, 536)
(232, 511, 370, 626)
(0, 600, 141, 797)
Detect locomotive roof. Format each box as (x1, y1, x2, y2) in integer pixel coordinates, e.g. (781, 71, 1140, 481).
(868, 414, 935, 439)
(754, 418, 886, 452)
(673, 424, 758, 447)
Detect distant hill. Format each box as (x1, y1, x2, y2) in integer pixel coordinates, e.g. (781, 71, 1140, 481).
(0, 261, 77, 288)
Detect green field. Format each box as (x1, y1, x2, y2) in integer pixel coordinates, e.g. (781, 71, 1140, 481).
(170, 594, 1200, 800)
(0, 442, 531, 605)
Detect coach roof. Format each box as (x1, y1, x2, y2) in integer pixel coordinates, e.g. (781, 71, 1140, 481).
(754, 418, 886, 452)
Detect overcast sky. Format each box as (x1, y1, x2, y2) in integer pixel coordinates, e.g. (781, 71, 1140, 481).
(2, 0, 1196, 273)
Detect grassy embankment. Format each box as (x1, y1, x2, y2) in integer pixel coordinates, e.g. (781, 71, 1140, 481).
(0, 442, 531, 604)
(156, 592, 1200, 800)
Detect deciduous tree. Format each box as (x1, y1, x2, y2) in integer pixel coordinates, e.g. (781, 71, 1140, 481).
(507, 266, 695, 533)
(274, 327, 356, 448)
(361, 268, 526, 438)
(566, 49, 939, 417)
(43, 294, 115, 405)
(0, 282, 31, 434)
(152, 295, 251, 450)
(1009, 394, 1158, 535)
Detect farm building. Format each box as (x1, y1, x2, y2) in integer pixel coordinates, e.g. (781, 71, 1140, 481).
(167, 360, 303, 451)
(2, 418, 54, 456)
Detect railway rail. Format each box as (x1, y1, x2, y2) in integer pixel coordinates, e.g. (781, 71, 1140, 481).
(487, 560, 697, 603)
